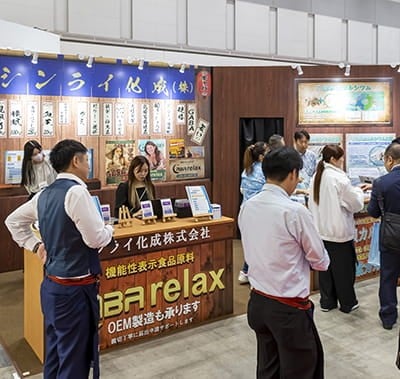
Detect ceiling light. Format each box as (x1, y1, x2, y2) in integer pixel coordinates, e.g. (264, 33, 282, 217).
(297, 65, 303, 75)
(138, 58, 144, 70)
(86, 55, 94, 68)
(31, 52, 39, 64)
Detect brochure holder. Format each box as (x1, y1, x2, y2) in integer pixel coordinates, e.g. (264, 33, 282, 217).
(160, 198, 177, 222)
(141, 200, 157, 225)
(185, 185, 213, 222)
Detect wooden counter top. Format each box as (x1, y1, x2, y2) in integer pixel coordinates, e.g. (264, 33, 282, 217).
(113, 216, 235, 238)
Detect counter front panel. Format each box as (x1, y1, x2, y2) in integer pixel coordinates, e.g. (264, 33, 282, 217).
(98, 217, 234, 350)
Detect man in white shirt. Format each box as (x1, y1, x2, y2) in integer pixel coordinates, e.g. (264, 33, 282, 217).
(238, 147, 330, 379)
(5, 139, 113, 379)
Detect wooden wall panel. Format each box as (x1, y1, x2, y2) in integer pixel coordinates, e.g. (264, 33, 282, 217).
(212, 65, 400, 220)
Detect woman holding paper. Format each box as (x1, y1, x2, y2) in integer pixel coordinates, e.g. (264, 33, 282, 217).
(114, 155, 155, 217)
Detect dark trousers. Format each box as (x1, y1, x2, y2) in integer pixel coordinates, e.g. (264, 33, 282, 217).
(319, 240, 357, 312)
(247, 291, 324, 379)
(40, 277, 99, 379)
(379, 250, 400, 325)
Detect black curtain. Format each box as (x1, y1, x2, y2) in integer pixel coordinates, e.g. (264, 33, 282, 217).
(239, 118, 284, 173)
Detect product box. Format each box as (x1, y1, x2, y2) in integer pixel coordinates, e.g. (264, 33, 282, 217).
(174, 199, 193, 218)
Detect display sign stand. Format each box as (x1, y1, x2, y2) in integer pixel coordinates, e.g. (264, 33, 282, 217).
(160, 198, 177, 223)
(162, 214, 177, 223)
(193, 213, 212, 222)
(141, 200, 157, 225)
(118, 205, 134, 228)
(185, 185, 213, 222)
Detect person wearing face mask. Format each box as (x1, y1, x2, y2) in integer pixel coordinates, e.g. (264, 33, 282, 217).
(367, 142, 400, 330)
(21, 140, 57, 200)
(309, 145, 364, 314)
(114, 155, 156, 217)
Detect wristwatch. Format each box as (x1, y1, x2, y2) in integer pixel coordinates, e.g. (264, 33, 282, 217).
(32, 242, 42, 254)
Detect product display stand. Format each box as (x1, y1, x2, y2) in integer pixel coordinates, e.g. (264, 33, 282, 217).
(142, 215, 157, 225)
(118, 205, 134, 228)
(162, 213, 177, 223)
(193, 213, 213, 222)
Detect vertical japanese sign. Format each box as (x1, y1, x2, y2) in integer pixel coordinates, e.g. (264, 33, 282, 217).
(42, 102, 54, 137)
(0, 101, 6, 137)
(90, 103, 100, 136)
(115, 103, 125, 136)
(77, 102, 88, 136)
(153, 102, 162, 133)
(141, 103, 150, 135)
(58, 102, 69, 125)
(187, 104, 196, 135)
(9, 102, 23, 137)
(26, 101, 39, 137)
(128, 102, 136, 124)
(176, 104, 186, 125)
(103, 103, 113, 136)
(165, 101, 173, 135)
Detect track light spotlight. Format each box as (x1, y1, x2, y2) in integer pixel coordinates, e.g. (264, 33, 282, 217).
(338, 62, 345, 69)
(344, 64, 351, 76)
(86, 56, 94, 68)
(296, 65, 303, 76)
(179, 63, 186, 74)
(127, 56, 134, 64)
(138, 58, 144, 70)
(31, 52, 39, 64)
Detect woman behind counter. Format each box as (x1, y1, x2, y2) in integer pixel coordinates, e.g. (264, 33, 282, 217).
(309, 144, 364, 314)
(21, 140, 57, 200)
(115, 156, 155, 217)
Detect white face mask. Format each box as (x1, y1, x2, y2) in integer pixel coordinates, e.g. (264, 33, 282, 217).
(32, 152, 44, 163)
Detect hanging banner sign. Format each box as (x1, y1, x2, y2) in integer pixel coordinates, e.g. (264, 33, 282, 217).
(196, 70, 212, 97)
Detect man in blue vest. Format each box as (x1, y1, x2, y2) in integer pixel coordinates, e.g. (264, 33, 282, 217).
(5, 139, 113, 378)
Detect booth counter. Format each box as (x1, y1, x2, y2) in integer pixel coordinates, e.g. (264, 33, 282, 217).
(24, 216, 235, 363)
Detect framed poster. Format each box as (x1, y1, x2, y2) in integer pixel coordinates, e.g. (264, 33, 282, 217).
(345, 133, 395, 178)
(297, 80, 392, 125)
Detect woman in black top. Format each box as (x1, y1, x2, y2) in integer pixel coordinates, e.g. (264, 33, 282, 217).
(114, 156, 155, 217)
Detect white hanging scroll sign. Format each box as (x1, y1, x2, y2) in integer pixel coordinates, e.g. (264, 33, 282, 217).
(42, 102, 54, 137)
(141, 103, 150, 135)
(128, 102, 136, 125)
(26, 101, 39, 137)
(187, 104, 197, 135)
(103, 103, 113, 136)
(115, 103, 125, 136)
(0, 101, 6, 137)
(153, 102, 162, 133)
(77, 102, 88, 136)
(9, 101, 23, 137)
(176, 103, 186, 125)
(58, 102, 70, 125)
(165, 101, 173, 135)
(90, 103, 100, 136)
(191, 118, 210, 145)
